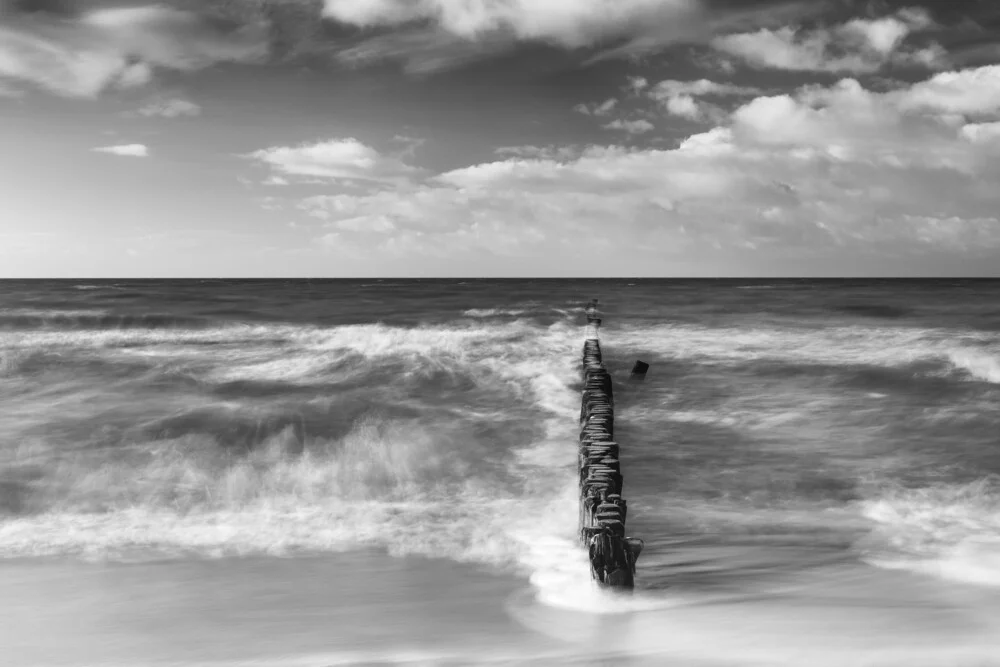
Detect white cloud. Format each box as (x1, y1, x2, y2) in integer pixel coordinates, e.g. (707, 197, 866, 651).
(137, 97, 202, 118)
(574, 98, 618, 116)
(649, 78, 761, 121)
(666, 94, 702, 120)
(961, 122, 1000, 145)
(727, 78, 989, 174)
(293, 65, 1000, 267)
(320, 0, 701, 48)
(651, 79, 760, 98)
(93, 144, 149, 157)
(603, 118, 655, 135)
(625, 76, 649, 94)
(0, 6, 266, 98)
(839, 11, 929, 55)
(80, 6, 267, 70)
(711, 8, 939, 73)
(246, 138, 419, 184)
(323, 0, 816, 73)
(495, 145, 583, 160)
(897, 65, 1000, 115)
(332, 26, 511, 74)
(0, 27, 136, 98)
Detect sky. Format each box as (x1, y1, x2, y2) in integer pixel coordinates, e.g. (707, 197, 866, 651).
(3, 0, 1000, 277)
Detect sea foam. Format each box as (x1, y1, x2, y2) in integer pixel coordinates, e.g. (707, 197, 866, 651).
(859, 478, 1000, 587)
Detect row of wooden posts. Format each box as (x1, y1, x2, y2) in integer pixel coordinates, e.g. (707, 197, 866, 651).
(579, 299, 644, 589)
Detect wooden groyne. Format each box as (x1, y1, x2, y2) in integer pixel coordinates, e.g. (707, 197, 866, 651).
(579, 299, 643, 588)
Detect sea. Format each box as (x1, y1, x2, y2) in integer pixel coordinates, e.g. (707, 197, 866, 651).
(1, 278, 999, 667)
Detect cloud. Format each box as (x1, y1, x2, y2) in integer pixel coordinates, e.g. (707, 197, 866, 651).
(711, 8, 940, 73)
(317, 0, 716, 73)
(246, 138, 419, 184)
(389, 134, 426, 159)
(0, 26, 142, 97)
(81, 6, 267, 70)
(293, 64, 1000, 267)
(961, 122, 1000, 145)
(320, 0, 701, 48)
(603, 118, 655, 135)
(624, 76, 649, 95)
(494, 145, 583, 160)
(726, 77, 999, 175)
(93, 144, 149, 157)
(137, 97, 202, 118)
(573, 98, 618, 117)
(897, 65, 1000, 115)
(648, 78, 762, 121)
(332, 27, 511, 74)
(201, 0, 830, 75)
(0, 5, 266, 98)
(664, 94, 702, 120)
(651, 79, 761, 98)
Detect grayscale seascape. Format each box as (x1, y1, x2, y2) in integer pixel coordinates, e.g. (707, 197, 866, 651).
(1, 279, 999, 665)
(5, 0, 1000, 663)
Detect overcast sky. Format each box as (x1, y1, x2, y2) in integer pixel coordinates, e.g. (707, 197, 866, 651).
(2, 0, 1000, 277)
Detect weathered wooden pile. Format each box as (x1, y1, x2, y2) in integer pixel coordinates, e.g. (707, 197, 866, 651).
(579, 299, 644, 589)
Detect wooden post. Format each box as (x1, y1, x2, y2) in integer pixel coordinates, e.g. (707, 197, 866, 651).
(629, 360, 650, 382)
(578, 300, 643, 589)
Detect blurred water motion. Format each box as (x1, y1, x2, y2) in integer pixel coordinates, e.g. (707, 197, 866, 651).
(1, 278, 999, 665)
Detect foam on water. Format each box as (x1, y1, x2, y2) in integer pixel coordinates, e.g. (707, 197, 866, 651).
(463, 308, 531, 318)
(616, 322, 1000, 382)
(0, 307, 691, 613)
(946, 348, 1000, 383)
(0, 308, 111, 319)
(0, 315, 621, 613)
(859, 478, 1000, 587)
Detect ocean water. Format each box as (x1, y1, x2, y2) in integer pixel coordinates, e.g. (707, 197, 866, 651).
(1, 278, 999, 666)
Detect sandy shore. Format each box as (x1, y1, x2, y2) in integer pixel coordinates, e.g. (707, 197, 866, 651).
(4, 547, 1000, 667)
(0, 551, 559, 667)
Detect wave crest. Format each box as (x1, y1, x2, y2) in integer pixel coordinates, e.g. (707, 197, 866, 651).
(858, 478, 1000, 587)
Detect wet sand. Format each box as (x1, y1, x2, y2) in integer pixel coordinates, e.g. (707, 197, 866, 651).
(0, 551, 544, 667)
(4, 547, 1000, 667)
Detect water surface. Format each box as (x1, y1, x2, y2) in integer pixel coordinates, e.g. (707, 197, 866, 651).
(2, 279, 999, 665)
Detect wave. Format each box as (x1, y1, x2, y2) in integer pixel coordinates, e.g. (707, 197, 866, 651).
(463, 308, 531, 318)
(615, 322, 1000, 383)
(0, 308, 210, 331)
(858, 478, 1000, 587)
(0, 321, 579, 396)
(0, 414, 569, 560)
(832, 301, 914, 319)
(946, 349, 1000, 383)
(0, 426, 601, 613)
(0, 317, 613, 612)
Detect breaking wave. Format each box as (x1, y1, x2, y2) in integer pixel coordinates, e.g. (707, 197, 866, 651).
(858, 478, 1000, 587)
(0, 308, 210, 331)
(0, 315, 614, 611)
(463, 308, 531, 318)
(615, 322, 1000, 383)
(946, 349, 1000, 383)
